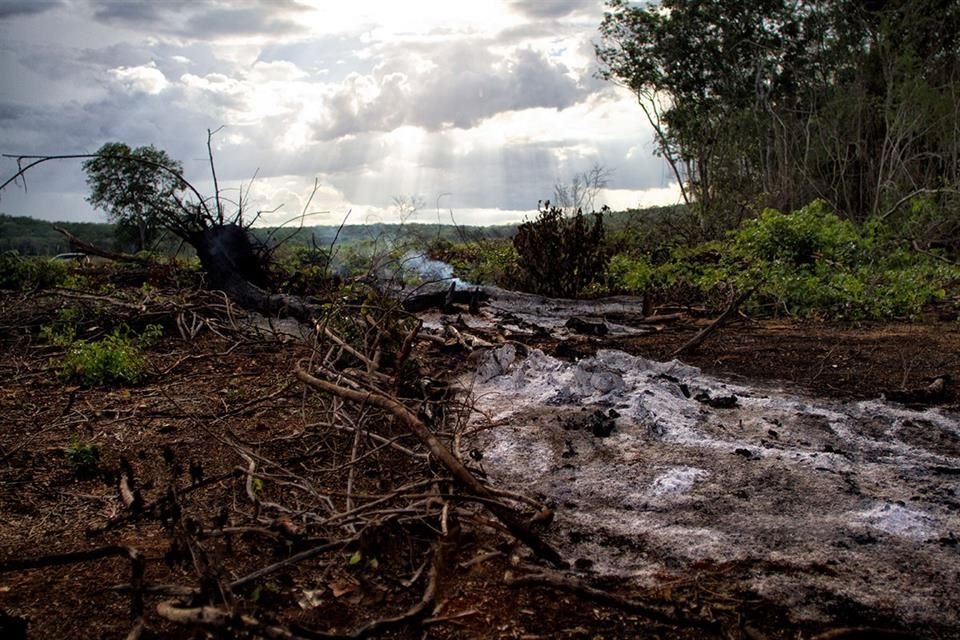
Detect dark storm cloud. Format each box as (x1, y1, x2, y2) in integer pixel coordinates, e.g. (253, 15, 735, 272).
(89, 0, 171, 24)
(0, 0, 63, 20)
(0, 100, 27, 121)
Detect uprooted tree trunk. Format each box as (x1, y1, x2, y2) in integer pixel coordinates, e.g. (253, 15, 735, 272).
(2, 142, 324, 322)
(188, 223, 319, 321)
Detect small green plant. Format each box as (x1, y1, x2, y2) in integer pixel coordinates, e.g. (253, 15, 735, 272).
(65, 437, 101, 478)
(60, 273, 91, 289)
(431, 238, 521, 287)
(0, 251, 67, 290)
(40, 309, 80, 347)
(56, 324, 162, 386)
(250, 581, 281, 605)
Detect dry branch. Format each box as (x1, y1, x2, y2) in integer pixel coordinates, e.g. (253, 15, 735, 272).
(160, 542, 444, 640)
(505, 568, 710, 629)
(672, 287, 756, 357)
(0, 545, 145, 623)
(52, 226, 152, 264)
(295, 362, 565, 567)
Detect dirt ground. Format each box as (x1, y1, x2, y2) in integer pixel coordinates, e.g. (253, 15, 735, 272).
(1, 268, 958, 639)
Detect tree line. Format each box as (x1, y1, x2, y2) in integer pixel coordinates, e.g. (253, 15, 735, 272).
(596, 0, 960, 245)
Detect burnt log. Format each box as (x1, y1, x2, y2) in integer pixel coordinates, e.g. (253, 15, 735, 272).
(565, 316, 609, 336)
(190, 224, 319, 322)
(402, 286, 490, 313)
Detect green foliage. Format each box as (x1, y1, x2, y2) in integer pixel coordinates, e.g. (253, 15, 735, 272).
(0, 214, 117, 256)
(731, 202, 861, 266)
(0, 252, 67, 290)
(881, 188, 960, 261)
(272, 245, 337, 295)
(609, 200, 960, 320)
(597, 0, 960, 225)
(53, 324, 161, 386)
(65, 438, 101, 478)
(83, 142, 186, 252)
(430, 238, 520, 288)
(513, 202, 609, 298)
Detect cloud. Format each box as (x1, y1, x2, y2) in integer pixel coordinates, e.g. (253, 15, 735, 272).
(89, 0, 172, 24)
(0, 0, 63, 19)
(311, 43, 584, 140)
(110, 62, 170, 95)
(508, 0, 601, 19)
(88, 0, 310, 39)
(0, 1, 675, 226)
(184, 6, 305, 37)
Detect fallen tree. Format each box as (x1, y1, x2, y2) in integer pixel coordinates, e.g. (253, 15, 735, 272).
(1, 132, 324, 321)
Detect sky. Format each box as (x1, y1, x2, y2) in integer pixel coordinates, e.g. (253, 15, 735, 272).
(0, 0, 680, 227)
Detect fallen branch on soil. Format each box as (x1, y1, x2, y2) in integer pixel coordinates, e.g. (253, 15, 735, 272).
(159, 541, 444, 640)
(52, 226, 153, 265)
(295, 361, 565, 567)
(504, 567, 715, 630)
(0, 545, 145, 625)
(672, 287, 756, 357)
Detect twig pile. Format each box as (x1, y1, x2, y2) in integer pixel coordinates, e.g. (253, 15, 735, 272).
(1, 283, 559, 639)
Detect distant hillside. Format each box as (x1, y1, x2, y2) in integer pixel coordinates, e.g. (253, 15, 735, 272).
(0, 206, 680, 256)
(0, 213, 518, 256)
(0, 214, 116, 255)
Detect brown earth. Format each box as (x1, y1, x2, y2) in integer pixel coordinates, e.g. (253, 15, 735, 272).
(0, 266, 958, 639)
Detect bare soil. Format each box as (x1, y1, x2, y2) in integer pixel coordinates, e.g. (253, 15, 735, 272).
(1, 267, 958, 639)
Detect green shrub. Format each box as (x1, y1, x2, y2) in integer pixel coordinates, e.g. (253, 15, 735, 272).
(730, 201, 862, 267)
(432, 239, 521, 288)
(0, 252, 67, 290)
(273, 245, 337, 295)
(65, 438, 101, 478)
(608, 200, 960, 320)
(56, 324, 161, 386)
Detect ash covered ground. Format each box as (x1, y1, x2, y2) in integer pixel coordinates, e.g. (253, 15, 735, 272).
(465, 346, 960, 628)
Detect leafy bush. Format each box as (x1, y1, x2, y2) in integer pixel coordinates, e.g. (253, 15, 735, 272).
(53, 324, 161, 386)
(0, 252, 67, 290)
(513, 202, 608, 298)
(608, 200, 960, 320)
(730, 201, 862, 267)
(430, 238, 521, 288)
(272, 245, 338, 295)
(65, 438, 101, 478)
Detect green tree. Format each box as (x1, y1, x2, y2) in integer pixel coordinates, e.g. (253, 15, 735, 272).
(82, 143, 186, 252)
(596, 0, 960, 228)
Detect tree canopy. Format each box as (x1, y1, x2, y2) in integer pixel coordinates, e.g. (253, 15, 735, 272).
(596, 0, 960, 231)
(82, 142, 186, 251)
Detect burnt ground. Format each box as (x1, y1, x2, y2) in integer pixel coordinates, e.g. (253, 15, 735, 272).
(1, 267, 958, 639)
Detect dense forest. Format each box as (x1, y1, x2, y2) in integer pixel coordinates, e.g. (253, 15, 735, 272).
(596, 0, 960, 245)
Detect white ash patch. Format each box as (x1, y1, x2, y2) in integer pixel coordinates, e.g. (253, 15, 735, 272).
(647, 466, 709, 497)
(852, 502, 937, 539)
(464, 346, 960, 628)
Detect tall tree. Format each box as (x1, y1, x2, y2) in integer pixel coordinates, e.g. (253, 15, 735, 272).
(596, 0, 960, 228)
(83, 142, 185, 251)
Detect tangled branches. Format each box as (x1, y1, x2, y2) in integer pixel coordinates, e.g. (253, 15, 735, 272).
(1, 278, 567, 639)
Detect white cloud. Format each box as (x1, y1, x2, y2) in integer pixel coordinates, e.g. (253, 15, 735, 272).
(109, 62, 169, 94)
(0, 0, 676, 226)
